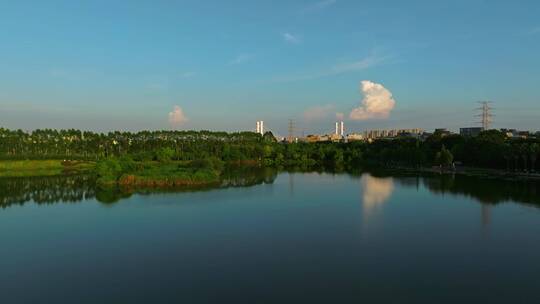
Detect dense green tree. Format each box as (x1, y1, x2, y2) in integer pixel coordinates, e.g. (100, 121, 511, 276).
(0, 127, 539, 172)
(530, 143, 539, 172)
(156, 147, 175, 163)
(436, 146, 454, 167)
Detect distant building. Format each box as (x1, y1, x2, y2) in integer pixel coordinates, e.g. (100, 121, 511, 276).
(460, 127, 483, 137)
(421, 132, 433, 141)
(346, 133, 364, 142)
(305, 133, 343, 143)
(517, 131, 530, 139)
(362, 128, 423, 140)
(500, 129, 530, 139)
(329, 133, 343, 142)
(306, 135, 320, 143)
(500, 128, 517, 138)
(397, 132, 421, 139)
(399, 128, 423, 135)
(318, 135, 330, 142)
(434, 128, 452, 137)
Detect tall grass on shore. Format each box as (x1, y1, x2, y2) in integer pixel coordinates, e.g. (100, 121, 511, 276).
(0, 160, 94, 177)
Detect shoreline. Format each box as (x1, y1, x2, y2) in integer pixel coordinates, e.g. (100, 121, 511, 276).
(2, 159, 540, 184)
(0, 160, 95, 177)
(376, 165, 540, 182)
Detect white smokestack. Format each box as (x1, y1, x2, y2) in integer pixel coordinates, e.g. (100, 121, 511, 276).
(260, 121, 264, 135)
(340, 121, 344, 136)
(335, 122, 339, 135)
(256, 121, 260, 134)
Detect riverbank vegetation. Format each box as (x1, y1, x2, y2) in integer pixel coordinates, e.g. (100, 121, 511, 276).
(0, 160, 94, 177)
(0, 166, 279, 207)
(1, 128, 540, 180)
(95, 153, 224, 187)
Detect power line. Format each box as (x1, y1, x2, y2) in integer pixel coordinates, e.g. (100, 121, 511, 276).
(288, 119, 295, 143)
(475, 101, 494, 130)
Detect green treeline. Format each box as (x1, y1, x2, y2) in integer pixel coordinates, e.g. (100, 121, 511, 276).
(1, 128, 540, 172)
(0, 128, 268, 161)
(364, 129, 540, 171)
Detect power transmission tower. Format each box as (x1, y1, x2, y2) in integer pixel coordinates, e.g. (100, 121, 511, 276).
(288, 119, 295, 143)
(476, 101, 493, 130)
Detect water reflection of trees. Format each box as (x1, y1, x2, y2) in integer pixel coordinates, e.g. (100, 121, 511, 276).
(421, 174, 540, 207)
(2, 169, 538, 209)
(0, 166, 278, 208)
(220, 165, 277, 187)
(0, 175, 97, 208)
(112, 166, 279, 204)
(364, 170, 540, 208)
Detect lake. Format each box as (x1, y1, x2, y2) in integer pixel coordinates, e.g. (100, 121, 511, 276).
(1, 170, 539, 303)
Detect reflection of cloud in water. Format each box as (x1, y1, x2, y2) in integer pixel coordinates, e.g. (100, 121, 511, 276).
(361, 174, 394, 218)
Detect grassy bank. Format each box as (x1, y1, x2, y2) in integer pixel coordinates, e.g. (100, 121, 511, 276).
(117, 165, 221, 188)
(0, 160, 94, 177)
(95, 157, 224, 188)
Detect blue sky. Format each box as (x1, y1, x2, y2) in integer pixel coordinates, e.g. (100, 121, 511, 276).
(1, 0, 539, 135)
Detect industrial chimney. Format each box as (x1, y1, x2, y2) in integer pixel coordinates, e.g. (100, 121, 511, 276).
(340, 121, 344, 137)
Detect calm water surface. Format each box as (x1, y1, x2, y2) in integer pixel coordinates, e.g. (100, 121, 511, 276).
(1, 171, 539, 303)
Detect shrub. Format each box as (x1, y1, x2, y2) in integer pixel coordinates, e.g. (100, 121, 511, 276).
(95, 159, 123, 183)
(155, 148, 175, 163)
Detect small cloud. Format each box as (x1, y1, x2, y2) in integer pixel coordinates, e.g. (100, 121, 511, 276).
(331, 55, 387, 74)
(180, 72, 195, 78)
(273, 52, 388, 82)
(303, 104, 335, 121)
(168, 105, 189, 127)
(229, 53, 254, 65)
(528, 26, 540, 35)
(349, 80, 396, 120)
(303, 0, 337, 12)
(283, 32, 301, 44)
(335, 112, 344, 120)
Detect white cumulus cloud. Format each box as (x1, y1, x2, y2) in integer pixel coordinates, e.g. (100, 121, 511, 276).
(349, 80, 396, 120)
(168, 105, 188, 127)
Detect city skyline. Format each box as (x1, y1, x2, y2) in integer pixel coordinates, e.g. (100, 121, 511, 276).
(1, 0, 540, 134)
